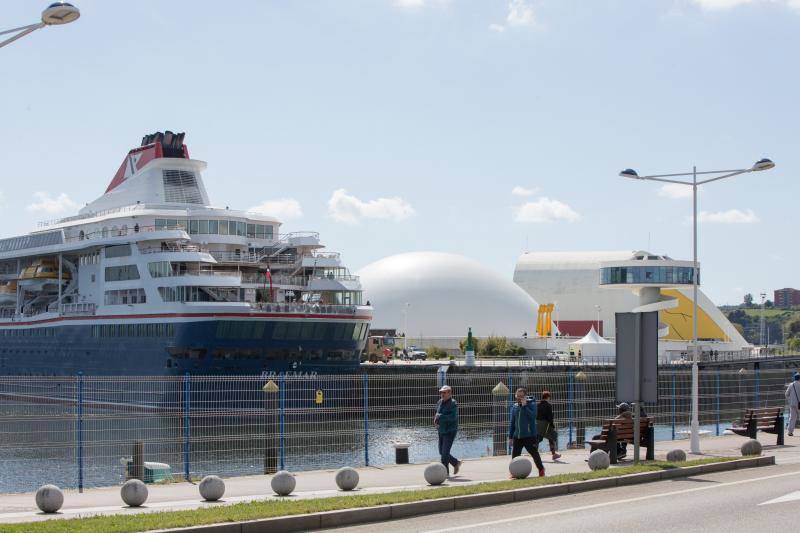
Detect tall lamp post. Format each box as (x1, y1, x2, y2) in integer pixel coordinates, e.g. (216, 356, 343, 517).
(402, 302, 411, 351)
(619, 158, 775, 454)
(1, 3, 80, 49)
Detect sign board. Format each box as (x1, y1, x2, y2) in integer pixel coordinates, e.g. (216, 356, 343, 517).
(615, 312, 659, 404)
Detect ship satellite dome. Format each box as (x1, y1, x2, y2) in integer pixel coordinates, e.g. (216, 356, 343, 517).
(358, 252, 539, 337)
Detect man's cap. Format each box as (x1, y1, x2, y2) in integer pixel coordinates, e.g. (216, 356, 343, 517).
(617, 402, 631, 411)
(794, 373, 800, 381)
(439, 385, 452, 392)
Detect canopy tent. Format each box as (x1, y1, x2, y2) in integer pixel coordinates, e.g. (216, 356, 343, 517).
(569, 327, 615, 361)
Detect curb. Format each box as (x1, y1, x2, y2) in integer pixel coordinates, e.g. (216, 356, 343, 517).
(161, 456, 775, 533)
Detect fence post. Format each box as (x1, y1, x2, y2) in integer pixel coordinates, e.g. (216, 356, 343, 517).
(279, 373, 286, 471)
(183, 372, 190, 482)
(671, 369, 676, 440)
(363, 374, 369, 467)
(77, 372, 83, 493)
(715, 368, 721, 436)
(507, 372, 513, 455)
(568, 370, 574, 447)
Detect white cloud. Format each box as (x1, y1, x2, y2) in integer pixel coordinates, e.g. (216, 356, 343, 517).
(490, 0, 536, 32)
(26, 192, 78, 214)
(688, 0, 800, 11)
(507, 0, 536, 26)
(696, 208, 760, 224)
(395, 0, 425, 7)
(0, 190, 5, 206)
(247, 198, 303, 220)
(657, 183, 693, 199)
(327, 189, 415, 225)
(514, 197, 581, 223)
(512, 185, 538, 197)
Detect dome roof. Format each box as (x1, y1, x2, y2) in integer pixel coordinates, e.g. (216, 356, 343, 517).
(358, 252, 539, 337)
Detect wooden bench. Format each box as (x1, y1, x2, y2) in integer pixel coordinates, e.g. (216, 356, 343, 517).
(588, 417, 655, 464)
(730, 407, 784, 445)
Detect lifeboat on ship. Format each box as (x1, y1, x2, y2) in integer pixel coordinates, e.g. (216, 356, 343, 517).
(0, 280, 17, 305)
(18, 259, 71, 292)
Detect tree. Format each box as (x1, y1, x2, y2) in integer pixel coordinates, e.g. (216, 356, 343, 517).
(743, 293, 754, 307)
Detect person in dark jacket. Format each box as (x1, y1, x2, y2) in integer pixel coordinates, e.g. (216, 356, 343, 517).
(435, 385, 462, 476)
(508, 388, 545, 477)
(536, 390, 561, 461)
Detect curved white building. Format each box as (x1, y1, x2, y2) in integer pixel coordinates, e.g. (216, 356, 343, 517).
(513, 250, 750, 356)
(359, 252, 539, 338)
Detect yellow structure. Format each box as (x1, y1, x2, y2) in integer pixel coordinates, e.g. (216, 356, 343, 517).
(660, 289, 729, 342)
(536, 303, 554, 337)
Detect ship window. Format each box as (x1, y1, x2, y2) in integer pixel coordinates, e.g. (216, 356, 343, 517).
(208, 220, 218, 234)
(219, 220, 229, 235)
(198, 220, 209, 234)
(105, 244, 131, 258)
(189, 220, 198, 234)
(0, 231, 63, 253)
(313, 322, 327, 340)
(105, 264, 140, 282)
(272, 322, 287, 340)
(162, 169, 203, 204)
(286, 322, 301, 340)
(104, 288, 146, 305)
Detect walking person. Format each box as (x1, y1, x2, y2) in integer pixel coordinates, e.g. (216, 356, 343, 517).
(434, 385, 462, 476)
(537, 391, 561, 461)
(785, 373, 800, 436)
(508, 388, 545, 477)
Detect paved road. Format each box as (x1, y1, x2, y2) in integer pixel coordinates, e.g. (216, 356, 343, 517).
(324, 462, 800, 533)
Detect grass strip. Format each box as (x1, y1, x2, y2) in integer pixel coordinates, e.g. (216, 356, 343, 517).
(1, 457, 738, 533)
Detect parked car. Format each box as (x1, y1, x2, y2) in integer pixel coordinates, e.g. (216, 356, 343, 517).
(546, 350, 574, 362)
(408, 350, 428, 361)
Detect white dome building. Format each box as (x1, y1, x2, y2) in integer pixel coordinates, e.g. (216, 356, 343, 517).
(358, 252, 539, 338)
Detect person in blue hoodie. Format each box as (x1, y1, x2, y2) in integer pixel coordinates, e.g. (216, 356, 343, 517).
(508, 387, 545, 477)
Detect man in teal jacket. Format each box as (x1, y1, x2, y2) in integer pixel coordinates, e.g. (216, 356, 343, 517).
(508, 387, 545, 477)
(435, 385, 462, 476)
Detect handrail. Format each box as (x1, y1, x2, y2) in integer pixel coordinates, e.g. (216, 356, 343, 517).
(63, 225, 188, 243)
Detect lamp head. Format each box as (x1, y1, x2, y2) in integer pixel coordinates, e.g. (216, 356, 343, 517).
(751, 158, 775, 172)
(41, 2, 80, 25)
(619, 168, 639, 179)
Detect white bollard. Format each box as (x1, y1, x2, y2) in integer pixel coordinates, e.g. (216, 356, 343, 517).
(666, 449, 687, 462)
(121, 479, 148, 507)
(271, 470, 296, 496)
(741, 439, 762, 456)
(199, 475, 225, 501)
(424, 462, 447, 485)
(509, 457, 533, 479)
(335, 467, 360, 491)
(588, 449, 611, 471)
(35, 484, 64, 513)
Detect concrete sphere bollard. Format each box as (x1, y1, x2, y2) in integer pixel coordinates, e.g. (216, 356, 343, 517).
(509, 457, 533, 479)
(424, 462, 448, 485)
(335, 467, 360, 491)
(666, 449, 687, 462)
(271, 470, 296, 496)
(199, 475, 225, 501)
(588, 449, 611, 471)
(741, 439, 762, 456)
(35, 484, 64, 513)
(121, 479, 148, 507)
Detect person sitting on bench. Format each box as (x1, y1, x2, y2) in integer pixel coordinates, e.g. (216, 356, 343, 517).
(591, 402, 632, 459)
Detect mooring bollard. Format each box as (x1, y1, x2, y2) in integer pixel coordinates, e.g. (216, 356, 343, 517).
(393, 442, 410, 464)
(491, 381, 510, 456)
(262, 380, 279, 474)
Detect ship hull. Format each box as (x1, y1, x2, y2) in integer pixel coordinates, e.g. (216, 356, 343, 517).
(0, 314, 368, 376)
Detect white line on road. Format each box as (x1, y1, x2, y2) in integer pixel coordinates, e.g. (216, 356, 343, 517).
(759, 490, 800, 506)
(426, 470, 799, 533)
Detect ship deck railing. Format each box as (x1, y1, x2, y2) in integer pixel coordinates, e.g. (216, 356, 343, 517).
(250, 302, 362, 315)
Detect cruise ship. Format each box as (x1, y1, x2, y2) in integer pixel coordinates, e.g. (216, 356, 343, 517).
(0, 132, 372, 376)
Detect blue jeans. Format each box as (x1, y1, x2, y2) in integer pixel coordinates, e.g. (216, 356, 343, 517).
(438, 431, 459, 473)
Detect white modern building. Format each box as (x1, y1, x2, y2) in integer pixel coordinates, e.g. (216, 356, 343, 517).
(513, 250, 750, 358)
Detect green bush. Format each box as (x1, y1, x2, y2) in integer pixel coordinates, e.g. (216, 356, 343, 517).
(428, 346, 449, 360)
(460, 336, 525, 357)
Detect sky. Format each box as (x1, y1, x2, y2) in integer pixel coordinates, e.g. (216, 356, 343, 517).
(1, 0, 798, 305)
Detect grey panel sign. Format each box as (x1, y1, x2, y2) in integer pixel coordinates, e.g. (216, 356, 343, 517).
(615, 312, 659, 404)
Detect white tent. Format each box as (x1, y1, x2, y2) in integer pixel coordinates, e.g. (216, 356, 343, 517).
(569, 327, 615, 361)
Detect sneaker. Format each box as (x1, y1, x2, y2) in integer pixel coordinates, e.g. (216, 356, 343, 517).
(789, 432, 794, 436)
(538, 468, 546, 477)
(453, 461, 462, 475)
(552, 453, 562, 461)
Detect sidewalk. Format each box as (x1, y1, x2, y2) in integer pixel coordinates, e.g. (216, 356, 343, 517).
(1, 433, 796, 524)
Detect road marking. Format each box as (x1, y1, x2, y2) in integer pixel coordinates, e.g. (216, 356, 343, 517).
(759, 490, 800, 506)
(426, 470, 798, 533)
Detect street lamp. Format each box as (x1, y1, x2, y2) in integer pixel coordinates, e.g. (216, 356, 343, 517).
(594, 304, 602, 335)
(0, 3, 80, 49)
(402, 302, 411, 351)
(619, 158, 775, 455)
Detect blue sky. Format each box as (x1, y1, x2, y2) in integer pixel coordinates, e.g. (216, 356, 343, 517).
(1, 0, 797, 304)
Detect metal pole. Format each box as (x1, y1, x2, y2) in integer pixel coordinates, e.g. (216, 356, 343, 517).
(77, 372, 83, 493)
(691, 166, 701, 454)
(634, 314, 641, 464)
(568, 370, 574, 447)
(279, 373, 286, 470)
(671, 369, 676, 440)
(363, 374, 369, 467)
(183, 372, 190, 481)
(715, 368, 721, 436)
(507, 372, 513, 455)
(755, 366, 761, 406)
